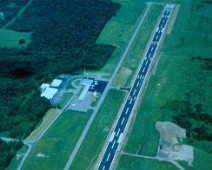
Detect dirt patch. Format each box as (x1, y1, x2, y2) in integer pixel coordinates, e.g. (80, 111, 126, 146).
(156, 121, 193, 164)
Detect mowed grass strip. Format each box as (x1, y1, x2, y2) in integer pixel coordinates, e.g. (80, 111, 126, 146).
(22, 110, 92, 170)
(113, 5, 163, 87)
(70, 89, 126, 170)
(26, 108, 59, 142)
(116, 155, 178, 170)
(91, 0, 145, 78)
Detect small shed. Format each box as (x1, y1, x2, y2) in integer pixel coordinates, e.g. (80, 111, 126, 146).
(40, 83, 50, 92)
(79, 79, 93, 101)
(41, 87, 58, 100)
(51, 79, 63, 88)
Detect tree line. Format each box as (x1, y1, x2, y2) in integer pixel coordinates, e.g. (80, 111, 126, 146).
(0, 0, 120, 168)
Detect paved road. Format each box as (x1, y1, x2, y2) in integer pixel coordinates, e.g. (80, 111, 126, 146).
(98, 4, 174, 170)
(63, 4, 153, 170)
(17, 76, 81, 170)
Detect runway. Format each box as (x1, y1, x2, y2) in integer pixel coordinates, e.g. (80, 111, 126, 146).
(98, 4, 174, 170)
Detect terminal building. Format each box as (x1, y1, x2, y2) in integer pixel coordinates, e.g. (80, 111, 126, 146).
(78, 79, 93, 101)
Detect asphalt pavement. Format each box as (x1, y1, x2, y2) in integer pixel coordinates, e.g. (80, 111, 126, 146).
(98, 4, 174, 170)
(63, 3, 153, 170)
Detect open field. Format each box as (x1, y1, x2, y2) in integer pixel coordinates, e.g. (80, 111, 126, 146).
(91, 0, 146, 78)
(22, 110, 92, 170)
(113, 4, 163, 87)
(117, 155, 178, 170)
(179, 148, 212, 170)
(70, 89, 126, 170)
(0, 29, 31, 48)
(117, 0, 212, 169)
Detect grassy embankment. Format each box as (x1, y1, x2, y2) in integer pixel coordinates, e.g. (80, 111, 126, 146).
(117, 0, 212, 169)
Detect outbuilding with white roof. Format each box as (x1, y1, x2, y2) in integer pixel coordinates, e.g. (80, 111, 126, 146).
(51, 79, 63, 88)
(41, 87, 58, 100)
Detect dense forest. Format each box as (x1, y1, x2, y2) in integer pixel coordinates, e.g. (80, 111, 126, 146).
(0, 0, 28, 27)
(0, 0, 120, 168)
(0, 0, 119, 139)
(0, 139, 22, 170)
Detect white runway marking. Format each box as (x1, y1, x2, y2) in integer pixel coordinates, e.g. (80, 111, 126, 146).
(129, 98, 132, 104)
(121, 118, 125, 125)
(109, 132, 115, 142)
(106, 153, 111, 161)
(111, 141, 116, 148)
(118, 133, 123, 144)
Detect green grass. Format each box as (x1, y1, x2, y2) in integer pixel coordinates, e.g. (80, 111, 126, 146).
(6, 145, 28, 170)
(113, 4, 163, 87)
(65, 78, 81, 89)
(22, 110, 92, 170)
(123, 74, 175, 156)
(70, 89, 126, 170)
(76, 87, 84, 97)
(117, 0, 212, 169)
(59, 92, 73, 108)
(26, 108, 59, 142)
(90, 93, 101, 107)
(87, 0, 146, 78)
(179, 148, 212, 170)
(117, 155, 178, 170)
(0, 29, 31, 48)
